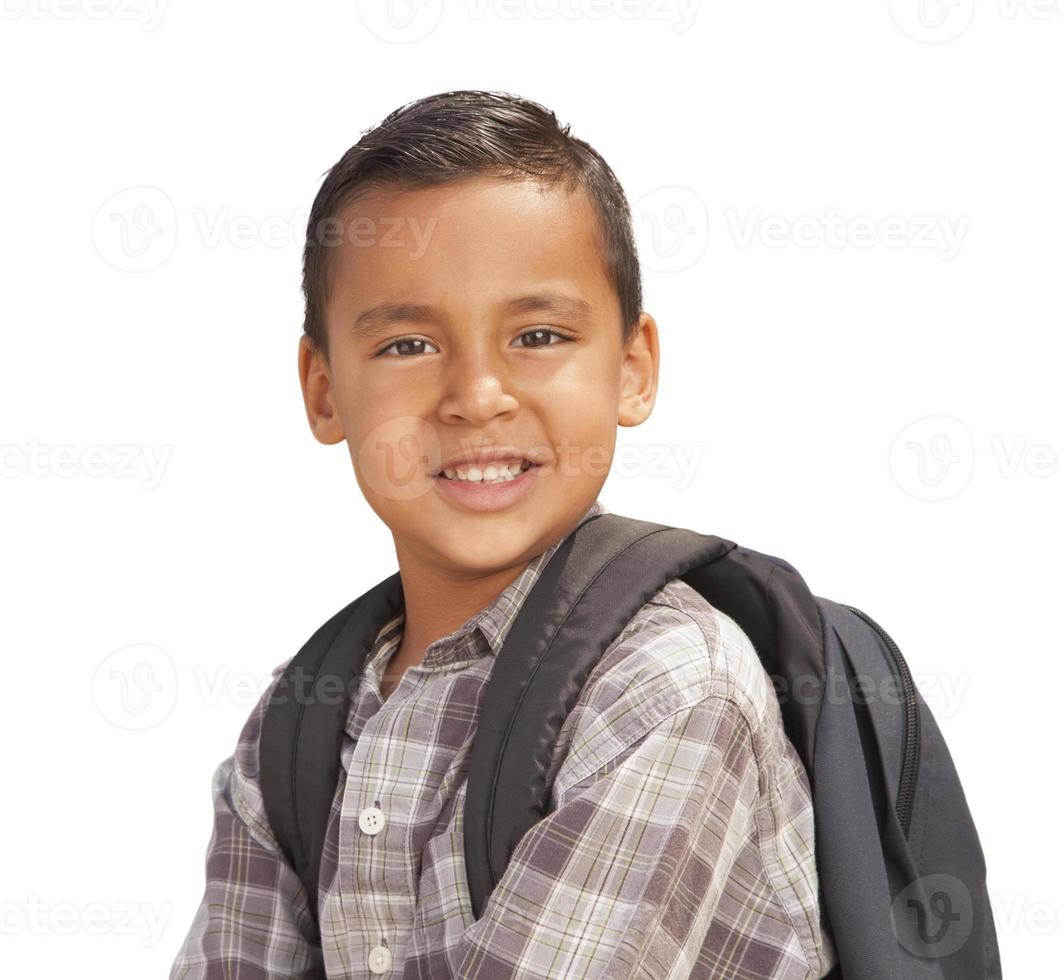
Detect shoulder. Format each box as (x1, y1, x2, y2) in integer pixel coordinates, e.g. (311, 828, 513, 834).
(550, 577, 783, 791)
(226, 657, 292, 779)
(207, 659, 293, 854)
(589, 576, 776, 726)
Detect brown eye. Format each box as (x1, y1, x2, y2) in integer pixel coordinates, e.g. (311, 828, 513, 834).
(517, 328, 571, 348)
(375, 337, 440, 357)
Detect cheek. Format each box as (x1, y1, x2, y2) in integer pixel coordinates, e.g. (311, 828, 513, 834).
(567, 348, 621, 397)
(350, 416, 443, 506)
(333, 361, 410, 445)
(545, 359, 620, 417)
(536, 398, 618, 483)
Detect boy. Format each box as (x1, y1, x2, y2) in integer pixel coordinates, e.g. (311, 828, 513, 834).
(169, 90, 837, 979)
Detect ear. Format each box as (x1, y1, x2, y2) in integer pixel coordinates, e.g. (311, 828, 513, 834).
(297, 335, 346, 445)
(617, 312, 659, 427)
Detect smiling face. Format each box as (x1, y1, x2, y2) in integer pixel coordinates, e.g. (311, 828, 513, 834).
(298, 172, 659, 581)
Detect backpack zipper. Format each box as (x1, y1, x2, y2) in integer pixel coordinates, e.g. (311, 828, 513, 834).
(840, 604, 921, 837)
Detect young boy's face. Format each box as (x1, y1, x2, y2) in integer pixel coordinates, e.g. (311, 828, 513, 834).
(299, 173, 658, 579)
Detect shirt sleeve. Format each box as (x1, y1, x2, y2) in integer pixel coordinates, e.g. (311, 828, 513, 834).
(445, 626, 828, 979)
(168, 670, 326, 980)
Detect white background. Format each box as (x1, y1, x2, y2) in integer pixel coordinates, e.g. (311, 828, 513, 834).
(2, 1, 1060, 976)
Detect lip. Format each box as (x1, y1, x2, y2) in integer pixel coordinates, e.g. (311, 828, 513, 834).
(432, 462, 542, 512)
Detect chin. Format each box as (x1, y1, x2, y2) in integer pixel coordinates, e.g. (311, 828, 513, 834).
(430, 518, 537, 571)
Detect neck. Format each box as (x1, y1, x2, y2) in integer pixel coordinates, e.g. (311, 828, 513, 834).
(390, 554, 533, 668)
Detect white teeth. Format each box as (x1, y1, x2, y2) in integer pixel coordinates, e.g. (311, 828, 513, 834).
(442, 459, 532, 483)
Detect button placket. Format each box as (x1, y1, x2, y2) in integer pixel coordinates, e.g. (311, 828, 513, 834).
(343, 679, 426, 973)
(336, 677, 398, 967)
(339, 642, 479, 974)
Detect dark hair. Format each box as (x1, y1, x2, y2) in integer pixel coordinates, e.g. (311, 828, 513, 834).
(300, 89, 643, 361)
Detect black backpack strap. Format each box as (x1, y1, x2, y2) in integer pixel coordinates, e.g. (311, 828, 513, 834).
(463, 512, 828, 920)
(260, 571, 404, 940)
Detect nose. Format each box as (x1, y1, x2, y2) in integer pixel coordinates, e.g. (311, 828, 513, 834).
(435, 342, 520, 426)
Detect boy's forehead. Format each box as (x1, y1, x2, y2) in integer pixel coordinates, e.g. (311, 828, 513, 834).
(328, 175, 609, 298)
(343, 172, 594, 231)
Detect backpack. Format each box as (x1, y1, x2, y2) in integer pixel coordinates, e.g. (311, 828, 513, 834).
(260, 512, 1002, 979)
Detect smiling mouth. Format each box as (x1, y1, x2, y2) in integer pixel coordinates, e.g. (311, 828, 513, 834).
(436, 459, 540, 484)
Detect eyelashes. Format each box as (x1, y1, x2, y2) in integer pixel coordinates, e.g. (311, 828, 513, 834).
(374, 328, 575, 358)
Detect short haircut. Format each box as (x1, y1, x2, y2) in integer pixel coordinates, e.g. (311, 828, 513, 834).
(301, 89, 643, 361)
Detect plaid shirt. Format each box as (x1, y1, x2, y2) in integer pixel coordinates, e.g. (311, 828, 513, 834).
(170, 500, 837, 979)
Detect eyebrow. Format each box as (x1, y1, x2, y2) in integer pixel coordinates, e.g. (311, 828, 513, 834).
(352, 291, 594, 339)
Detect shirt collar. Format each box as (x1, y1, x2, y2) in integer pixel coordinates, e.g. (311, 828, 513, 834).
(474, 498, 609, 657)
(392, 498, 610, 667)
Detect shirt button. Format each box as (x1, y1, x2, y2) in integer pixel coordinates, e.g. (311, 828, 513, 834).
(358, 805, 386, 835)
(368, 943, 392, 973)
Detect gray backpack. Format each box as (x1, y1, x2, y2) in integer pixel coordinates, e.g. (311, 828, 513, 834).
(261, 512, 1002, 979)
